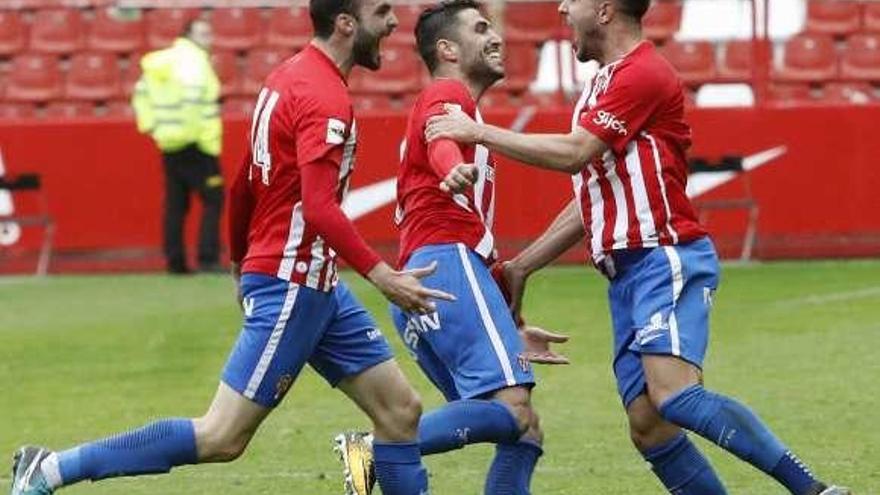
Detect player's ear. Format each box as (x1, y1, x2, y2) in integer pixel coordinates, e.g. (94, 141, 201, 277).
(598, 0, 614, 24)
(335, 12, 357, 37)
(436, 38, 459, 64)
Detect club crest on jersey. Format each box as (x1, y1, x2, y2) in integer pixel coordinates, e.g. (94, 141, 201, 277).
(593, 110, 629, 136)
(326, 118, 346, 145)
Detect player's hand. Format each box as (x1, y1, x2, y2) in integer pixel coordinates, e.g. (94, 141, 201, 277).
(425, 104, 482, 144)
(520, 325, 570, 365)
(368, 261, 456, 314)
(440, 163, 479, 194)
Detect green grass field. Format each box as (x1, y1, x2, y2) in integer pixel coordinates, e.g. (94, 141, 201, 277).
(1, 261, 879, 494)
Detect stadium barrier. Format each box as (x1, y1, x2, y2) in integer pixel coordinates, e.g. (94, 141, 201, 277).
(0, 105, 878, 272)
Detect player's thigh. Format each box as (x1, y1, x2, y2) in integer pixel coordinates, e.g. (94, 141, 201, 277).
(395, 244, 534, 400)
(337, 359, 421, 440)
(629, 238, 719, 369)
(193, 381, 272, 461)
(221, 274, 335, 409)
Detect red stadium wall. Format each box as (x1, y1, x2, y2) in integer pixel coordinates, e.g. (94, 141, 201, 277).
(1, 105, 879, 272)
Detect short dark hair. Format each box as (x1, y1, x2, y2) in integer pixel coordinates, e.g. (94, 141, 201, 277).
(310, 0, 360, 39)
(616, 0, 651, 21)
(415, 0, 482, 73)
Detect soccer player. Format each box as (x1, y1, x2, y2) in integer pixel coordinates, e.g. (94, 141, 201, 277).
(9, 2, 448, 495)
(337, 2, 569, 494)
(424, 0, 850, 494)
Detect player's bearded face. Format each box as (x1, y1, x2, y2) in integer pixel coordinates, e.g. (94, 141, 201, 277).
(352, 22, 383, 70)
(458, 10, 505, 86)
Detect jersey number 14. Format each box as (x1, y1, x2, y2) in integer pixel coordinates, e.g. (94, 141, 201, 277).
(251, 88, 281, 185)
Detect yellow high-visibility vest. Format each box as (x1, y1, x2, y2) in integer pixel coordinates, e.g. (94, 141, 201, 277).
(132, 38, 222, 156)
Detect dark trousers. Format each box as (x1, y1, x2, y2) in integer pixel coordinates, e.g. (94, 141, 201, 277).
(161, 145, 224, 272)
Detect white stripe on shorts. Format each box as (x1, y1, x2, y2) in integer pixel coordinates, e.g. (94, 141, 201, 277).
(663, 246, 684, 356)
(457, 243, 516, 386)
(244, 283, 300, 399)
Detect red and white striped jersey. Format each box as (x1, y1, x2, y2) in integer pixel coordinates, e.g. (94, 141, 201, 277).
(572, 41, 706, 266)
(396, 79, 496, 266)
(236, 45, 359, 291)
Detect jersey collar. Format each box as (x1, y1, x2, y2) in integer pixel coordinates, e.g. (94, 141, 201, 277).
(303, 44, 348, 86)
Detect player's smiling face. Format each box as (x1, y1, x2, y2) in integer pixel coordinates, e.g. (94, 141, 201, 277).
(559, 0, 607, 62)
(353, 0, 398, 71)
(453, 8, 505, 86)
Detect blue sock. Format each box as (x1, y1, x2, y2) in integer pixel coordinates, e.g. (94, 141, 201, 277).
(483, 439, 542, 495)
(373, 441, 429, 495)
(56, 418, 197, 486)
(660, 385, 819, 494)
(642, 432, 728, 494)
(418, 399, 520, 455)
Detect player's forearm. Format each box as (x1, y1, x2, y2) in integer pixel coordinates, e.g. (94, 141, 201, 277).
(477, 125, 590, 174)
(510, 199, 585, 277)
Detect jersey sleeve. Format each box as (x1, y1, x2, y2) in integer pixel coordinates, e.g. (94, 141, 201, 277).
(228, 149, 254, 264)
(295, 87, 352, 167)
(578, 65, 664, 154)
(415, 82, 474, 177)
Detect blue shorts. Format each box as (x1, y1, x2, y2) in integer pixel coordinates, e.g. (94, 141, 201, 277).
(608, 237, 720, 408)
(222, 274, 393, 408)
(391, 243, 535, 401)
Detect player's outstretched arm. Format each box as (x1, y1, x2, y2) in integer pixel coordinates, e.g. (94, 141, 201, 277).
(425, 104, 608, 174)
(503, 199, 585, 317)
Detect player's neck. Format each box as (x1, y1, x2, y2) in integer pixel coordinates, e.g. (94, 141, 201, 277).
(599, 26, 643, 65)
(310, 39, 356, 78)
(432, 66, 486, 101)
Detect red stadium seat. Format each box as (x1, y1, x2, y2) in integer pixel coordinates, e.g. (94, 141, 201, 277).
(242, 48, 294, 95)
(120, 60, 142, 98)
(804, 0, 861, 38)
(349, 43, 422, 95)
(105, 99, 136, 119)
(0, 11, 28, 56)
(498, 41, 539, 93)
(767, 83, 814, 104)
(266, 7, 312, 50)
(864, 3, 880, 33)
(0, 102, 36, 119)
(775, 34, 838, 83)
(221, 96, 255, 117)
(145, 8, 199, 49)
(211, 50, 243, 97)
(87, 8, 146, 54)
(505, 2, 564, 43)
(660, 40, 716, 86)
(643, 0, 683, 43)
(30, 8, 85, 54)
(718, 40, 772, 82)
(351, 93, 395, 113)
(44, 100, 95, 118)
(5, 54, 63, 102)
(840, 33, 880, 82)
(210, 8, 265, 51)
(65, 52, 122, 101)
(389, 3, 428, 45)
(822, 82, 877, 104)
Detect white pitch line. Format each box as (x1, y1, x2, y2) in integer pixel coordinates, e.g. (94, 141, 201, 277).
(773, 286, 880, 308)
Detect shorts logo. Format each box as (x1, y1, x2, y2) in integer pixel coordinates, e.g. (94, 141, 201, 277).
(593, 110, 628, 136)
(326, 118, 346, 145)
(274, 374, 294, 401)
(242, 297, 256, 317)
(635, 312, 668, 346)
(704, 287, 716, 308)
(517, 353, 532, 373)
(402, 312, 441, 351)
(366, 328, 383, 341)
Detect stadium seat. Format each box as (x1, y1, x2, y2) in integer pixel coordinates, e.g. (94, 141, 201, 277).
(775, 34, 838, 82)
(210, 8, 265, 51)
(30, 8, 86, 54)
(266, 7, 312, 50)
(5, 54, 63, 102)
(804, 0, 861, 38)
(840, 34, 880, 82)
(822, 82, 876, 104)
(120, 61, 142, 98)
(211, 50, 243, 97)
(504, 2, 564, 43)
(660, 40, 716, 86)
(0, 102, 36, 119)
(105, 99, 136, 119)
(87, 8, 146, 54)
(767, 83, 814, 105)
(0, 11, 27, 56)
(65, 52, 122, 101)
(864, 2, 880, 33)
(718, 40, 759, 82)
(389, 3, 427, 45)
(351, 93, 395, 113)
(349, 43, 421, 95)
(44, 100, 95, 118)
(242, 48, 293, 95)
(145, 8, 199, 49)
(221, 96, 255, 118)
(643, 0, 683, 43)
(498, 41, 539, 93)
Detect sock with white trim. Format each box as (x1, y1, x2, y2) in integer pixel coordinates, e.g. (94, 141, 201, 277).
(659, 385, 819, 494)
(418, 399, 521, 455)
(52, 418, 197, 486)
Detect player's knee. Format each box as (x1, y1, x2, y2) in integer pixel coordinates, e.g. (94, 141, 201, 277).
(493, 387, 534, 435)
(376, 389, 423, 441)
(193, 416, 254, 463)
(524, 410, 544, 445)
(626, 399, 679, 452)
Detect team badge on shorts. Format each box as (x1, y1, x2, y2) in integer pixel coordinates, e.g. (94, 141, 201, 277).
(517, 353, 532, 373)
(274, 374, 294, 401)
